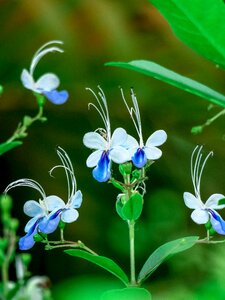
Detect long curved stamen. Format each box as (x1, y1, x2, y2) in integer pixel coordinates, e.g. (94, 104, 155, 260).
(86, 86, 111, 142)
(4, 178, 46, 200)
(49, 147, 77, 201)
(120, 88, 143, 146)
(191, 145, 213, 198)
(29, 40, 64, 76)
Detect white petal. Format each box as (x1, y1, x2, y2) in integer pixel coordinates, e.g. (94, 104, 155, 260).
(124, 135, 139, 149)
(146, 130, 167, 147)
(183, 192, 202, 209)
(205, 193, 225, 209)
(23, 200, 44, 217)
(83, 132, 107, 150)
(110, 146, 131, 164)
(24, 216, 39, 233)
(70, 190, 83, 208)
(61, 209, 79, 223)
(111, 128, 127, 147)
(191, 209, 209, 224)
(21, 69, 36, 91)
(86, 150, 103, 167)
(144, 146, 162, 160)
(45, 195, 65, 211)
(35, 73, 60, 92)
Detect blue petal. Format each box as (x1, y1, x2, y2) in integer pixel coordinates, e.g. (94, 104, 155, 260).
(39, 210, 61, 234)
(132, 148, 147, 168)
(92, 151, 111, 182)
(43, 89, 69, 105)
(19, 219, 39, 250)
(208, 209, 225, 235)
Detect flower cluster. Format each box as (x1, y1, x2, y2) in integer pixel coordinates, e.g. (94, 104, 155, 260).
(21, 40, 69, 105)
(4, 147, 82, 250)
(83, 87, 167, 182)
(183, 145, 225, 235)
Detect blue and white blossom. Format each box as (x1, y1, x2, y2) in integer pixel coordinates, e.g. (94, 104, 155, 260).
(83, 87, 130, 182)
(121, 89, 167, 168)
(4, 147, 82, 250)
(21, 40, 68, 105)
(183, 145, 225, 234)
(4, 179, 58, 250)
(41, 147, 82, 229)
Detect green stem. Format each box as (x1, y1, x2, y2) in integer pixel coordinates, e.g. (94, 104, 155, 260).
(6, 106, 44, 144)
(2, 230, 17, 299)
(128, 220, 136, 286)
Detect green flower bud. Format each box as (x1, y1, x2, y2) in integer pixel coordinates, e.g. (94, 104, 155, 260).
(0, 194, 13, 213)
(119, 163, 132, 176)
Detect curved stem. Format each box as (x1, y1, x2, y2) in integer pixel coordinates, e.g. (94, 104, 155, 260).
(6, 106, 45, 144)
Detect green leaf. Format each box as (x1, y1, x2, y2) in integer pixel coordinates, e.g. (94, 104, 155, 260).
(122, 193, 143, 221)
(101, 287, 152, 300)
(0, 141, 23, 155)
(65, 249, 129, 285)
(138, 236, 199, 284)
(148, 0, 225, 68)
(106, 60, 225, 108)
(116, 199, 126, 221)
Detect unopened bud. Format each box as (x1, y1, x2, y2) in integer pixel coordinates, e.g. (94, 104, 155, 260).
(0, 194, 12, 213)
(119, 163, 132, 176)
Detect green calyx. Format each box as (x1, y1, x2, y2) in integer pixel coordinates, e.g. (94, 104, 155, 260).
(119, 163, 133, 176)
(34, 92, 46, 107)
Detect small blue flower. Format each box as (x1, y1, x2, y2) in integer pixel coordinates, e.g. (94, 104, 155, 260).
(21, 40, 68, 105)
(183, 145, 225, 234)
(40, 147, 83, 228)
(83, 87, 130, 182)
(121, 89, 167, 168)
(5, 179, 57, 250)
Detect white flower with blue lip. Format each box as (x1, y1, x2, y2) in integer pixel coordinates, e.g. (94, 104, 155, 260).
(41, 146, 82, 228)
(21, 40, 68, 105)
(183, 145, 225, 234)
(121, 89, 167, 168)
(83, 87, 131, 182)
(4, 179, 57, 250)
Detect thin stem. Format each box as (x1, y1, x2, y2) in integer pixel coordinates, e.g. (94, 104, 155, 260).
(60, 228, 64, 242)
(2, 230, 17, 299)
(6, 106, 44, 144)
(128, 220, 136, 286)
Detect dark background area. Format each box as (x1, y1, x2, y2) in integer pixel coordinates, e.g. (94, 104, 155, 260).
(1, 1, 225, 299)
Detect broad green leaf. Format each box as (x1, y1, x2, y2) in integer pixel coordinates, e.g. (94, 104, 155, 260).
(122, 193, 143, 221)
(138, 236, 199, 284)
(0, 141, 22, 156)
(101, 287, 152, 300)
(106, 60, 225, 107)
(65, 249, 129, 285)
(148, 0, 225, 68)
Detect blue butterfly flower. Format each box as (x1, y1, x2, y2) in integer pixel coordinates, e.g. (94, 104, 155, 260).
(183, 145, 225, 234)
(21, 40, 68, 105)
(83, 87, 130, 182)
(121, 89, 167, 168)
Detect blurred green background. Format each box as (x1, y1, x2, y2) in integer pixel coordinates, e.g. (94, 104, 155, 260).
(1, 0, 225, 299)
